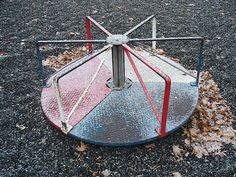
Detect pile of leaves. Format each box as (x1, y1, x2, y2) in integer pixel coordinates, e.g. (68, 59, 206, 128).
(42, 46, 88, 69)
(183, 71, 235, 158)
(148, 48, 235, 158)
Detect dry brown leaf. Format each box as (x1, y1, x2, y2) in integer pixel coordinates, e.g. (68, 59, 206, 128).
(172, 172, 182, 177)
(127, 17, 133, 23)
(144, 143, 156, 149)
(172, 145, 184, 159)
(16, 123, 26, 130)
(92, 10, 98, 14)
(75, 141, 88, 152)
(101, 169, 111, 177)
(192, 145, 208, 158)
(170, 57, 180, 63)
(151, 48, 166, 55)
(184, 139, 190, 146)
(39, 44, 49, 51)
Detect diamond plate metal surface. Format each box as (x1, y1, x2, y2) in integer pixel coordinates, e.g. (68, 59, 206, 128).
(70, 82, 198, 145)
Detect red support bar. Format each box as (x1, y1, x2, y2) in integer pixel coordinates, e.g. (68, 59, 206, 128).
(86, 16, 112, 36)
(125, 49, 161, 123)
(86, 17, 93, 52)
(123, 44, 171, 137)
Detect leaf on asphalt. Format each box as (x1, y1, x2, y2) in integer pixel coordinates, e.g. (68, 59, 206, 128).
(101, 169, 111, 177)
(39, 44, 49, 51)
(172, 172, 182, 177)
(172, 145, 184, 159)
(144, 143, 156, 149)
(92, 10, 98, 14)
(0, 51, 6, 56)
(75, 141, 88, 152)
(127, 17, 133, 23)
(151, 48, 166, 55)
(16, 123, 26, 130)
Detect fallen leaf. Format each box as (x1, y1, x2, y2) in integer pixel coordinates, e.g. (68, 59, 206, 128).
(144, 143, 156, 149)
(101, 169, 111, 177)
(127, 17, 133, 23)
(92, 10, 98, 14)
(192, 145, 208, 158)
(39, 44, 49, 51)
(172, 145, 184, 159)
(75, 141, 88, 152)
(172, 172, 182, 177)
(0, 51, 6, 56)
(16, 123, 26, 130)
(92, 172, 98, 176)
(69, 32, 76, 37)
(151, 48, 166, 55)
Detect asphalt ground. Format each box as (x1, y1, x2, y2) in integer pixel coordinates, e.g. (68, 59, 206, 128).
(0, 0, 235, 176)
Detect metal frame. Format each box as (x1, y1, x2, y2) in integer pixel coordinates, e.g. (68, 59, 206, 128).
(36, 15, 204, 137)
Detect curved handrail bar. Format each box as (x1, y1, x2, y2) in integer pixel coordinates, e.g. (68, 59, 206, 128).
(53, 45, 111, 82)
(52, 45, 111, 132)
(132, 42, 196, 79)
(35, 40, 107, 86)
(129, 37, 204, 86)
(123, 44, 171, 137)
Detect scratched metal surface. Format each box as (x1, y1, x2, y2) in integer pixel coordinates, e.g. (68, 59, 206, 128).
(70, 82, 198, 146)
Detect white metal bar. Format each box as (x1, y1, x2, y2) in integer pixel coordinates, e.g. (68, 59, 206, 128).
(152, 17, 157, 49)
(54, 82, 67, 131)
(67, 57, 106, 120)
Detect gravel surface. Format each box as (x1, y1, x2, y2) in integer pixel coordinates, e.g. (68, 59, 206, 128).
(0, 0, 235, 176)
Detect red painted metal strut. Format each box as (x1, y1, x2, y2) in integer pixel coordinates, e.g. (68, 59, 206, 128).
(123, 44, 171, 137)
(86, 18, 93, 52)
(125, 49, 161, 123)
(86, 16, 112, 52)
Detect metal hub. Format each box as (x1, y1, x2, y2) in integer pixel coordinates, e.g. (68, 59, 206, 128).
(36, 15, 204, 146)
(106, 35, 129, 45)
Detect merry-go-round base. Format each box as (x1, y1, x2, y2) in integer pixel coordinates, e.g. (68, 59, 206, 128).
(41, 49, 198, 146)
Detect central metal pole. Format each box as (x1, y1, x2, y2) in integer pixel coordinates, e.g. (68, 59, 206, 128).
(111, 45, 126, 87)
(105, 34, 131, 89)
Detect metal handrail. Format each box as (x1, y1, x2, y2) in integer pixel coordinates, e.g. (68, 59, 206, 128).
(52, 45, 111, 132)
(129, 37, 204, 86)
(123, 44, 171, 137)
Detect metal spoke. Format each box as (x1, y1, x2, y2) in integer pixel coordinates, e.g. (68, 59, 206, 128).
(124, 15, 155, 36)
(37, 39, 106, 44)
